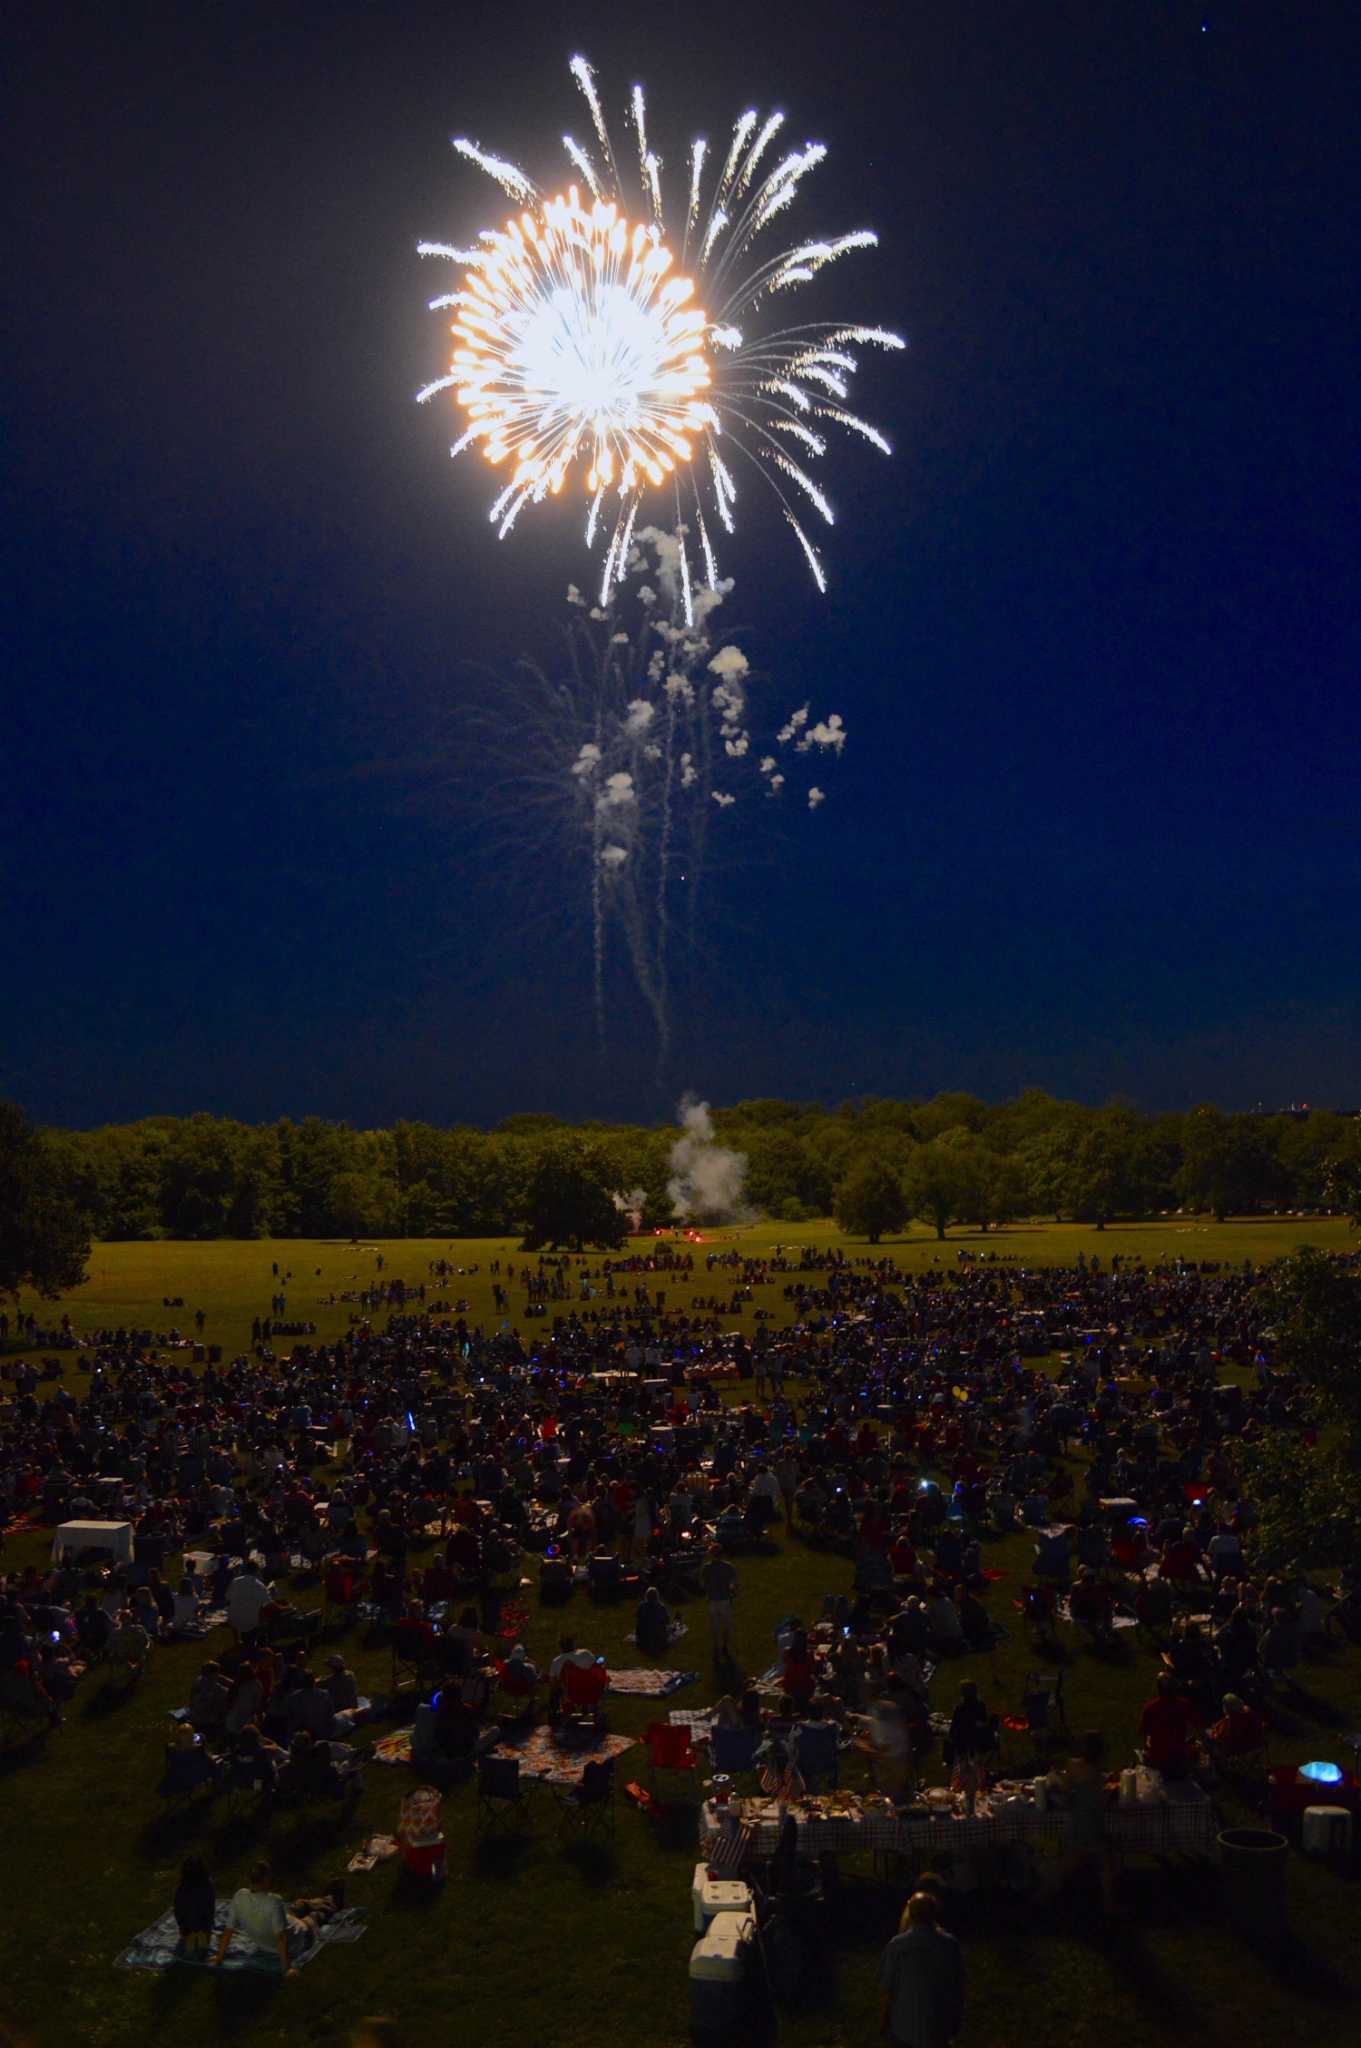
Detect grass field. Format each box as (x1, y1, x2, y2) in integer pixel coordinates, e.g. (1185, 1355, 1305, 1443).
(3, 1215, 1359, 2048)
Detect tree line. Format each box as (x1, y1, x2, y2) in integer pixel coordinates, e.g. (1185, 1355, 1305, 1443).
(3, 1090, 1358, 1253)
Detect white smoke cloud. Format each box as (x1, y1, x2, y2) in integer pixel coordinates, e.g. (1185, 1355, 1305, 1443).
(566, 583, 585, 607)
(613, 1185, 647, 1231)
(708, 645, 749, 684)
(692, 579, 734, 626)
(572, 743, 602, 778)
(759, 756, 776, 775)
(599, 843, 629, 867)
(712, 790, 736, 807)
(597, 771, 635, 810)
(724, 735, 750, 757)
(808, 786, 825, 809)
(777, 704, 810, 743)
(666, 673, 695, 707)
(768, 773, 785, 793)
(667, 1095, 748, 1222)
(680, 753, 698, 789)
(623, 698, 655, 737)
(797, 713, 846, 754)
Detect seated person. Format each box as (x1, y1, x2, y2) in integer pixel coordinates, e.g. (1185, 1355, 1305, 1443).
(633, 1585, 672, 1658)
(189, 1661, 232, 1731)
(1207, 1692, 1266, 1760)
(209, 1860, 344, 1978)
(780, 1632, 818, 1707)
(1137, 1675, 1202, 1780)
(173, 1856, 216, 1956)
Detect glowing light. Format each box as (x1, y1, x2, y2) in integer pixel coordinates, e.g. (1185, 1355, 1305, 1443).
(1299, 1761, 1344, 1785)
(419, 59, 901, 595)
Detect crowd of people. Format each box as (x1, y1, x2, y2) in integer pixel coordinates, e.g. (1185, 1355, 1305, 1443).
(1, 1238, 1357, 2018)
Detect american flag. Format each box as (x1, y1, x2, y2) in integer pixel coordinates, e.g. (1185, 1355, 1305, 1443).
(700, 1822, 755, 1872)
(759, 1761, 805, 1804)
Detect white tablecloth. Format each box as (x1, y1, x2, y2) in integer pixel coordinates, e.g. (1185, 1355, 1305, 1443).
(52, 1519, 135, 1564)
(701, 1783, 1216, 1862)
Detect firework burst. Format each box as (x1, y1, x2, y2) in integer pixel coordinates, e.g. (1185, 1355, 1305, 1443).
(418, 57, 903, 615)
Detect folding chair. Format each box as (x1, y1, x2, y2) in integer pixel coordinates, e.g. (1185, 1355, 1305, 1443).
(709, 1723, 761, 1779)
(645, 1719, 699, 1798)
(792, 1720, 840, 1790)
(493, 1657, 539, 1727)
(391, 1619, 439, 1696)
(476, 1753, 533, 1833)
(557, 1756, 616, 1838)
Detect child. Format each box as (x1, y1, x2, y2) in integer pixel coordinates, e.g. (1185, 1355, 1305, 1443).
(174, 1856, 216, 1957)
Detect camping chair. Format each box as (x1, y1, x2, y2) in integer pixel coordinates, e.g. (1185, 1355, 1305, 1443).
(556, 1755, 616, 1839)
(587, 1553, 624, 1601)
(561, 1658, 609, 1729)
(321, 1559, 363, 1627)
(476, 1752, 532, 1833)
(493, 1657, 539, 1727)
(391, 1618, 440, 1696)
(223, 1749, 277, 1806)
(645, 1719, 699, 1798)
(710, 1723, 761, 1779)
(791, 1720, 840, 1790)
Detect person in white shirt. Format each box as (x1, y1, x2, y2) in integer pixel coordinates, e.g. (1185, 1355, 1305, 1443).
(226, 1570, 273, 1640)
(209, 1861, 342, 1979)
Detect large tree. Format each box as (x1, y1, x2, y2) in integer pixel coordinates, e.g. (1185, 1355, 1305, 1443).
(834, 1154, 910, 1244)
(0, 1101, 91, 1300)
(522, 1142, 628, 1251)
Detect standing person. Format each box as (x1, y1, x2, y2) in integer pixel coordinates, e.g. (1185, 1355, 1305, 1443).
(878, 1892, 965, 2048)
(1061, 1730, 1114, 1914)
(702, 1544, 738, 1659)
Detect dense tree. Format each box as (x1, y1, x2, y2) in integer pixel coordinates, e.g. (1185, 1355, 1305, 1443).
(833, 1154, 910, 1243)
(522, 1143, 628, 1251)
(0, 1102, 91, 1300)
(1262, 1246, 1361, 1445)
(903, 1139, 980, 1240)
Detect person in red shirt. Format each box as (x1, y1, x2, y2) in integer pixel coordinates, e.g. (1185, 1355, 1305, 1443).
(1207, 1693, 1266, 1760)
(1137, 1675, 1202, 1780)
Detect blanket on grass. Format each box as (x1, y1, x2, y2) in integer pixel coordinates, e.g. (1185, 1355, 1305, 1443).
(114, 1904, 366, 1973)
(488, 1725, 637, 1787)
(606, 1668, 697, 1698)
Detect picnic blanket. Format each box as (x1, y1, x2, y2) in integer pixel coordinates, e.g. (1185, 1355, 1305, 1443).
(607, 1668, 698, 1698)
(373, 1727, 416, 1766)
(489, 1725, 637, 1788)
(668, 1708, 715, 1733)
(114, 1904, 367, 1973)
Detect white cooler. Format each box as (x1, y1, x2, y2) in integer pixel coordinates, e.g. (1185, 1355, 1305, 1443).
(1302, 1806, 1352, 1857)
(690, 1910, 754, 2035)
(691, 1860, 754, 1933)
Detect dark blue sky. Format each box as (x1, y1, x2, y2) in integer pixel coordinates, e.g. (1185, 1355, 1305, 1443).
(6, 1, 1359, 1128)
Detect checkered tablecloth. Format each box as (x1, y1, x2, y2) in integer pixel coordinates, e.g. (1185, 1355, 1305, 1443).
(699, 1784, 1215, 1862)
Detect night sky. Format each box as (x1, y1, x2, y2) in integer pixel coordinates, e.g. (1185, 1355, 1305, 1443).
(7, 2, 1359, 1129)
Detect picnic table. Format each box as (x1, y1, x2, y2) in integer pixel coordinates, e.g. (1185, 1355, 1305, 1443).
(700, 1780, 1216, 1863)
(52, 1519, 135, 1564)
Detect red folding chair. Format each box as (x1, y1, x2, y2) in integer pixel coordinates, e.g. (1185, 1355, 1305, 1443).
(645, 1719, 698, 1796)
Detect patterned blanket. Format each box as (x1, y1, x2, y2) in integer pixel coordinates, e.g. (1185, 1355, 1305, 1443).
(114, 1904, 367, 1973)
(606, 1668, 698, 1698)
(489, 1725, 637, 1787)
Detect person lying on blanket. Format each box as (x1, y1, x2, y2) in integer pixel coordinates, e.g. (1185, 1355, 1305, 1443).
(209, 1861, 344, 1979)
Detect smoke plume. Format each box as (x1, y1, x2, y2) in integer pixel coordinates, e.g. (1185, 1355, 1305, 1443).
(667, 1094, 748, 1222)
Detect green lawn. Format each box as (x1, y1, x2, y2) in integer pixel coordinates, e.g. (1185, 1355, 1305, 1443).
(3, 1216, 1359, 2048)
